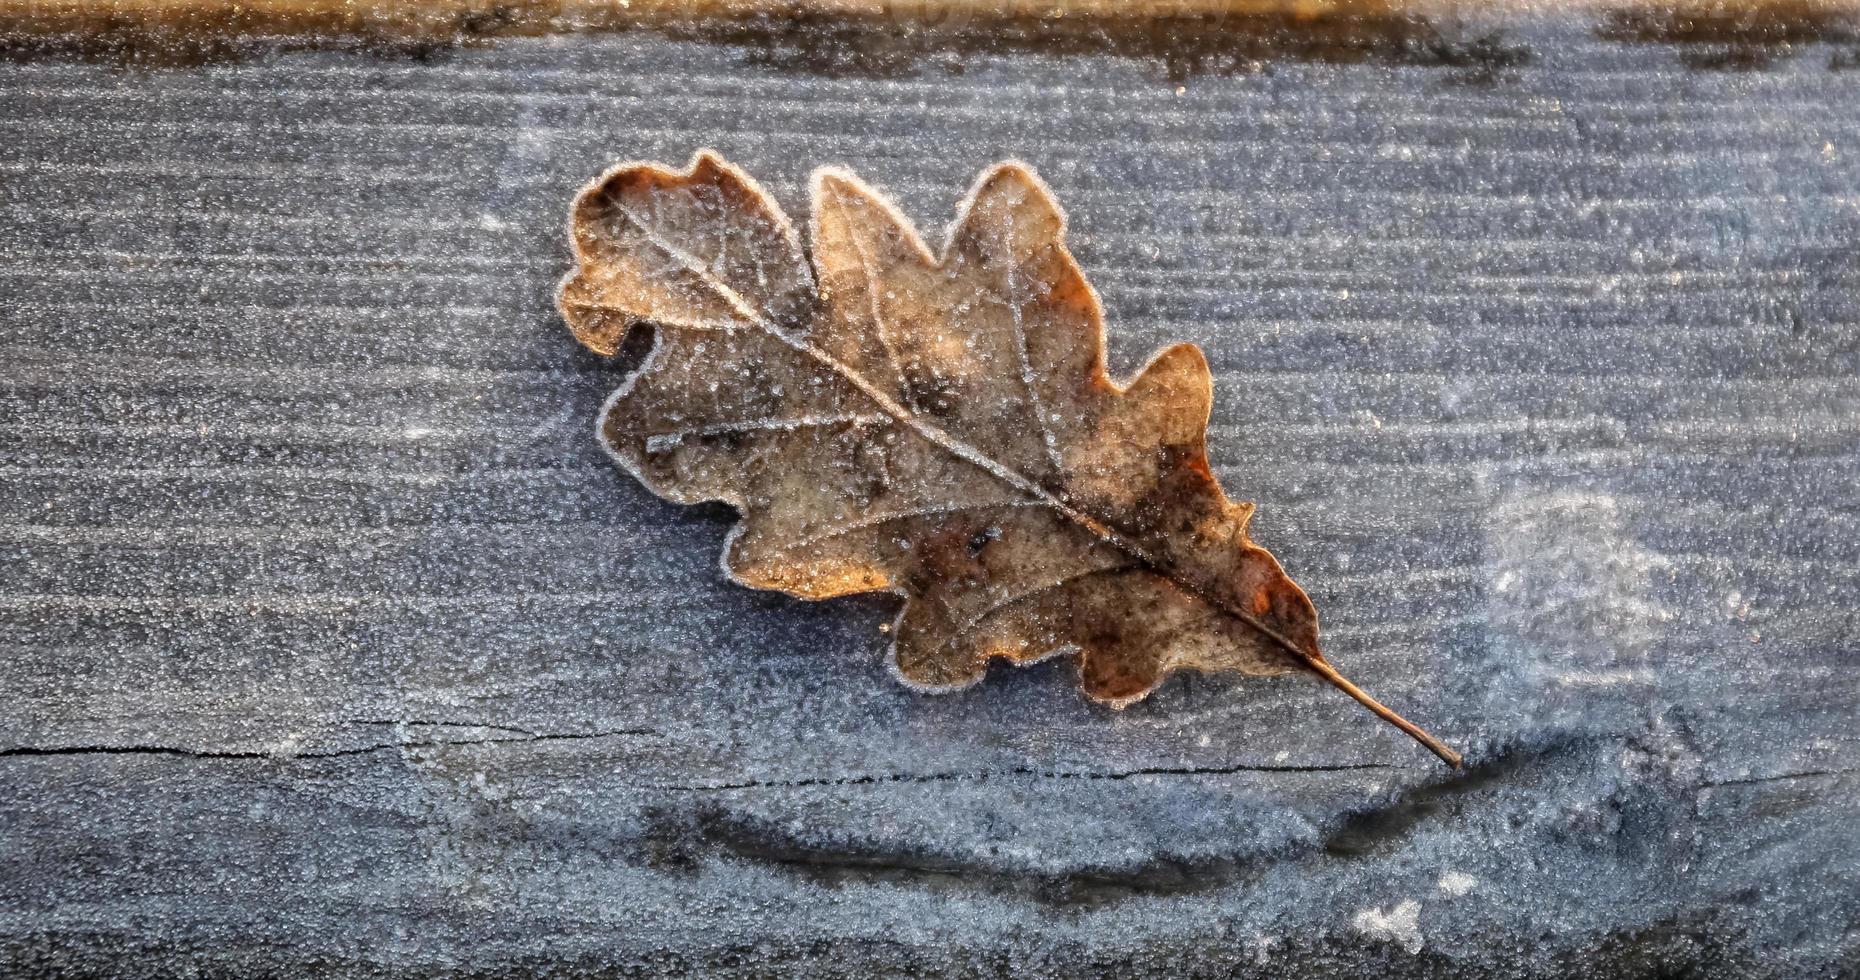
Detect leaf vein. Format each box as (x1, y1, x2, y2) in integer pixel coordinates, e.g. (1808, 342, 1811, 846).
(936, 563, 1136, 658)
(783, 499, 1047, 553)
(825, 183, 916, 410)
(999, 209, 1067, 475)
(643, 413, 889, 453)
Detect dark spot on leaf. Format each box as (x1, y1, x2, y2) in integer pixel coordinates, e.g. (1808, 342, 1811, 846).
(966, 525, 1001, 557)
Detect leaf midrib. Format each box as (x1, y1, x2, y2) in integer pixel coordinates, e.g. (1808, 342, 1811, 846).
(608, 202, 1321, 666)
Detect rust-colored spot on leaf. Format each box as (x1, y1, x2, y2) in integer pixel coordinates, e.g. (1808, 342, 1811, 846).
(559, 150, 1460, 767)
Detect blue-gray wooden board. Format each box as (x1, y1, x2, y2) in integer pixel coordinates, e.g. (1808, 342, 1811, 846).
(2, 13, 1858, 977)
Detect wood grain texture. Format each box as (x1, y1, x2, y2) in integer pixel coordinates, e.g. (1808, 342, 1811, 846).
(2, 10, 1858, 977)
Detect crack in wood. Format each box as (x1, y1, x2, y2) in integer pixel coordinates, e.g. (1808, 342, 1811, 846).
(654, 761, 1397, 793)
(0, 727, 661, 761)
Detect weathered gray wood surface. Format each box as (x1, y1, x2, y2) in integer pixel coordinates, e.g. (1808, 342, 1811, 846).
(3, 13, 1859, 977)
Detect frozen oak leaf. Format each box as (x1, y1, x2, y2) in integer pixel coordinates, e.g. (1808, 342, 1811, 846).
(560, 151, 1460, 767)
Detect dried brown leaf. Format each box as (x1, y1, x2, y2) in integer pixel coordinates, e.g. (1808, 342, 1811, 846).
(559, 151, 1459, 767)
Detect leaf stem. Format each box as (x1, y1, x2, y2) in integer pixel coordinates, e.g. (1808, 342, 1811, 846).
(1219, 606, 1460, 768)
(1297, 652, 1463, 769)
(1206, 600, 1458, 767)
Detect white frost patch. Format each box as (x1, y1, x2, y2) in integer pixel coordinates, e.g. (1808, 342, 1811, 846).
(1437, 871, 1479, 896)
(1552, 668, 1650, 687)
(1353, 899, 1424, 954)
(268, 733, 305, 759)
(1485, 492, 1674, 678)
